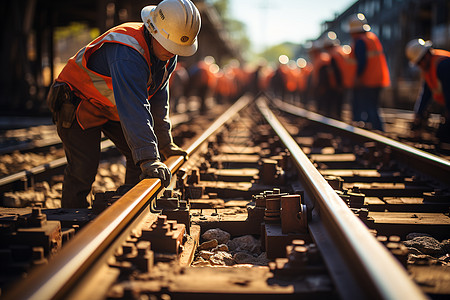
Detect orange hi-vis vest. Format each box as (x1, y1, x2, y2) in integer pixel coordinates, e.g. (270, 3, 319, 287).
(56, 23, 152, 129)
(350, 31, 390, 88)
(311, 52, 336, 89)
(328, 45, 356, 89)
(297, 63, 312, 92)
(423, 49, 450, 106)
(278, 64, 298, 93)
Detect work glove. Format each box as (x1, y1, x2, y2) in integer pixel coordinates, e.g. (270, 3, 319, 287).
(160, 142, 188, 160)
(139, 159, 172, 187)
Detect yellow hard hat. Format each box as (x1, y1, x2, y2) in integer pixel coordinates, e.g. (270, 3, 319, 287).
(141, 0, 201, 56)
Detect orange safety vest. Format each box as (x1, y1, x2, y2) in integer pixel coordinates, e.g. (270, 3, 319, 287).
(56, 23, 155, 129)
(297, 63, 312, 92)
(286, 67, 300, 93)
(311, 52, 336, 89)
(350, 32, 390, 88)
(328, 45, 356, 89)
(278, 64, 298, 93)
(423, 49, 450, 106)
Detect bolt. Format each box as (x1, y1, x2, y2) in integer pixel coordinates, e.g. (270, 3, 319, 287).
(163, 189, 174, 198)
(122, 243, 136, 255)
(136, 241, 151, 256)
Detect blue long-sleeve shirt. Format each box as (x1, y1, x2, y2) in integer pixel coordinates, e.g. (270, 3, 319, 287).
(414, 57, 450, 117)
(354, 39, 367, 77)
(86, 41, 176, 164)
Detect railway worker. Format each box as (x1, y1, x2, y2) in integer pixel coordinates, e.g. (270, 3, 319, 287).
(406, 39, 450, 147)
(307, 39, 335, 117)
(270, 57, 289, 100)
(46, 0, 201, 208)
(296, 58, 312, 106)
(186, 56, 217, 113)
(348, 13, 390, 131)
(169, 62, 189, 113)
(322, 32, 355, 120)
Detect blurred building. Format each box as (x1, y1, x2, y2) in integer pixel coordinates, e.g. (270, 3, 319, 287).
(320, 0, 450, 109)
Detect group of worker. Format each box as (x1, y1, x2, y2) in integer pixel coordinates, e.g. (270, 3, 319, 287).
(265, 13, 449, 144)
(169, 57, 254, 114)
(265, 13, 390, 131)
(46, 0, 450, 209)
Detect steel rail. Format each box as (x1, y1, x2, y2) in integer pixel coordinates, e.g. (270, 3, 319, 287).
(273, 99, 450, 184)
(256, 97, 427, 300)
(4, 96, 251, 300)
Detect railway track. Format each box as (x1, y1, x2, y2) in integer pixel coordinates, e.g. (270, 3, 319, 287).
(1, 94, 449, 299)
(0, 110, 205, 207)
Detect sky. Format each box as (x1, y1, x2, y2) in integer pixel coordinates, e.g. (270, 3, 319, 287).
(228, 0, 356, 52)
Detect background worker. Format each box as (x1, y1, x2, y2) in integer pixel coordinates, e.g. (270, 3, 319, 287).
(322, 31, 355, 120)
(406, 39, 450, 148)
(46, 0, 201, 208)
(307, 39, 335, 118)
(186, 56, 216, 114)
(348, 13, 390, 131)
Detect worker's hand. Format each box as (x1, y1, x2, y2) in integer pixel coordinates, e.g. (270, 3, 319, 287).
(160, 142, 188, 160)
(139, 159, 171, 187)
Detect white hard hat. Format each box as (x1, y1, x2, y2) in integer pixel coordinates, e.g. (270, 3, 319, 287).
(348, 13, 371, 33)
(141, 0, 201, 56)
(405, 38, 432, 65)
(322, 31, 340, 48)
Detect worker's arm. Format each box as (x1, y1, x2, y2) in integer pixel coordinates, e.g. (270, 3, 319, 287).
(411, 81, 432, 130)
(414, 82, 432, 117)
(148, 57, 177, 150)
(330, 58, 343, 87)
(354, 39, 367, 79)
(88, 42, 161, 164)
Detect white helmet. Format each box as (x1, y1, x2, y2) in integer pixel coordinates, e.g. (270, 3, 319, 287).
(322, 31, 340, 48)
(348, 13, 371, 33)
(141, 0, 201, 56)
(405, 38, 432, 65)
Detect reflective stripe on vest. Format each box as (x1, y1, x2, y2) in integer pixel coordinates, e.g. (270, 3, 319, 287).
(57, 23, 151, 107)
(312, 52, 336, 88)
(423, 49, 450, 106)
(351, 32, 390, 87)
(329, 46, 356, 88)
(55, 23, 152, 129)
(79, 32, 147, 105)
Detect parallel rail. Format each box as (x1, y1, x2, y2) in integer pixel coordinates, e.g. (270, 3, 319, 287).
(273, 99, 450, 184)
(257, 97, 426, 300)
(4, 95, 435, 299)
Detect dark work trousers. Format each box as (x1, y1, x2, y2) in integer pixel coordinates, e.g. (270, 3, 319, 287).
(351, 87, 384, 131)
(57, 119, 141, 208)
(329, 89, 344, 120)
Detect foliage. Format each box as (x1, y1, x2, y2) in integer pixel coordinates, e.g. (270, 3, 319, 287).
(206, 0, 302, 64)
(209, 0, 229, 17)
(207, 0, 251, 60)
(258, 43, 299, 65)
